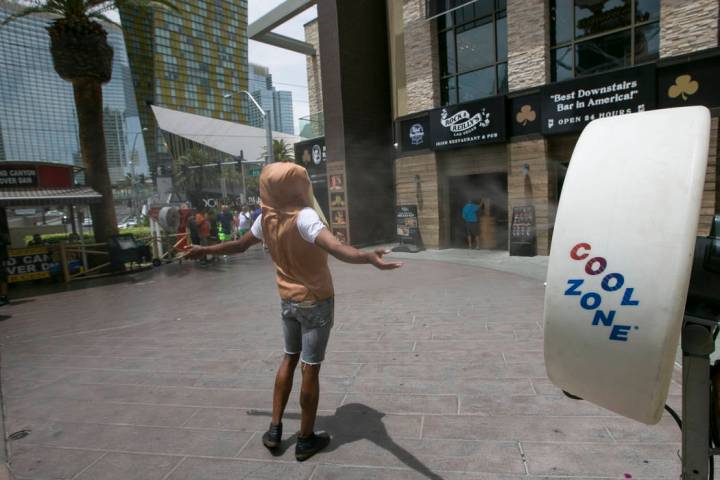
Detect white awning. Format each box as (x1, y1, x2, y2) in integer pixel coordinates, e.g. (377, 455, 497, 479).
(151, 106, 302, 162)
(0, 187, 102, 206)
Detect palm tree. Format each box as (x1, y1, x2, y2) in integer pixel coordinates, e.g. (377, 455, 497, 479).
(174, 148, 242, 203)
(174, 148, 210, 194)
(1, 0, 175, 246)
(261, 139, 295, 163)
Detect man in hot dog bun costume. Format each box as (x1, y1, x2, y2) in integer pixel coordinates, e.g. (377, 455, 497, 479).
(187, 162, 402, 461)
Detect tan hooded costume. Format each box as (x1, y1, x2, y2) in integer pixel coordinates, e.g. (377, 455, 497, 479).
(259, 163, 334, 303)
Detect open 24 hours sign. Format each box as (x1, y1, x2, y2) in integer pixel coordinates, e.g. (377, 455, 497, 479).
(541, 65, 656, 135)
(429, 96, 506, 149)
(4, 247, 53, 282)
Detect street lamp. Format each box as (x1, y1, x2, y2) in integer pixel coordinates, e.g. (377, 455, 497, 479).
(127, 127, 148, 218)
(128, 127, 148, 176)
(223, 90, 273, 165)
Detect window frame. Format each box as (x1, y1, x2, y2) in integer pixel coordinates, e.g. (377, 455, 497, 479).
(550, 0, 660, 81)
(437, 1, 508, 106)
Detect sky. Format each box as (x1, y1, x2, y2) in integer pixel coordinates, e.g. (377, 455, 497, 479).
(248, 1, 317, 135)
(107, 1, 317, 135)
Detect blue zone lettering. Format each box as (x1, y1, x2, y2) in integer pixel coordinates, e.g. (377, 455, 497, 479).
(566, 242, 640, 342)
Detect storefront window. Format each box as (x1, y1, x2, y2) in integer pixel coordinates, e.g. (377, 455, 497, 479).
(438, 0, 507, 106)
(550, 0, 659, 81)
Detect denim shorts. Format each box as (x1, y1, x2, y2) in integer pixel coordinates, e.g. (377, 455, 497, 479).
(281, 297, 334, 365)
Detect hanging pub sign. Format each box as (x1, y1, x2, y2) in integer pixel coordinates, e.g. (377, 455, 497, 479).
(295, 137, 329, 218)
(294, 137, 327, 177)
(400, 115, 431, 152)
(429, 96, 506, 150)
(541, 64, 656, 135)
(657, 53, 720, 110)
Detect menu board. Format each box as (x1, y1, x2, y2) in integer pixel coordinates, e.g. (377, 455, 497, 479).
(396, 205, 420, 245)
(509, 206, 536, 256)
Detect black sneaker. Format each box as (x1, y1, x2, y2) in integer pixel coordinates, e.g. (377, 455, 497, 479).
(262, 422, 282, 450)
(295, 431, 330, 461)
(0, 296, 9, 307)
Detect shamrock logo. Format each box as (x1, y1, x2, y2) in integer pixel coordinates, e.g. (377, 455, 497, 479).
(668, 74, 699, 101)
(516, 105, 536, 126)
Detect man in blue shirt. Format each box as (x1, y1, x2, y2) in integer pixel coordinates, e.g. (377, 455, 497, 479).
(462, 199, 482, 249)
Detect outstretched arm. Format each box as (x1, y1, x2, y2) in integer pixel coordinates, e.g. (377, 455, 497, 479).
(184, 230, 261, 259)
(314, 229, 402, 270)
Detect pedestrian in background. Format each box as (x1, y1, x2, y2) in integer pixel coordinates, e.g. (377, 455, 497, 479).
(251, 203, 261, 222)
(195, 209, 211, 264)
(462, 198, 482, 249)
(217, 205, 234, 243)
(238, 204, 252, 236)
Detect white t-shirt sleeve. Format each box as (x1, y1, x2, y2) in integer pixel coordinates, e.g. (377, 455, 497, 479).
(297, 208, 326, 243)
(250, 214, 263, 240)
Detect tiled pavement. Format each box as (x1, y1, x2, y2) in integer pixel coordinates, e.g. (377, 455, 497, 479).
(0, 248, 682, 479)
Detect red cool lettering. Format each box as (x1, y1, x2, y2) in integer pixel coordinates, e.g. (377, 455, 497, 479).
(570, 243, 591, 260)
(585, 257, 607, 275)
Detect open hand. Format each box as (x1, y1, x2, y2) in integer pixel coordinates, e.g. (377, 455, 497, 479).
(366, 249, 402, 270)
(181, 246, 206, 260)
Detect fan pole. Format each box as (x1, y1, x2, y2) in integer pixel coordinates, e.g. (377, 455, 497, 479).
(682, 314, 717, 479)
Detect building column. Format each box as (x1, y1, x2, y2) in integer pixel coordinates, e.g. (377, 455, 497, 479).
(507, 0, 547, 91)
(660, 0, 718, 58)
(303, 19, 323, 120)
(508, 139, 553, 255)
(506, 0, 553, 255)
(317, 0, 395, 246)
(700, 117, 718, 236)
(658, 1, 719, 233)
(396, 153, 441, 248)
(396, 0, 442, 248)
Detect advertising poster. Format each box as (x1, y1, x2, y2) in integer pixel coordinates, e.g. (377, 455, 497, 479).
(4, 247, 53, 282)
(396, 205, 420, 245)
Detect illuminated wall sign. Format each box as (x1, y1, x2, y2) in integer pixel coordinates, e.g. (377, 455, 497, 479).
(400, 115, 430, 152)
(0, 166, 38, 187)
(541, 65, 656, 135)
(429, 96, 506, 149)
(657, 55, 720, 110)
(0, 163, 73, 189)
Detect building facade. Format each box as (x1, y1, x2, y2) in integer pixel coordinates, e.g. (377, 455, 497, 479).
(119, 0, 249, 175)
(248, 63, 295, 135)
(0, 0, 149, 184)
(305, 0, 719, 252)
(389, 0, 718, 253)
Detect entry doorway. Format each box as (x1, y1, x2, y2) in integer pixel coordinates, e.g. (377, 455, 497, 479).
(449, 173, 508, 250)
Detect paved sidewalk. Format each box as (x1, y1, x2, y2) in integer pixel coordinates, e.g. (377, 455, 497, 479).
(0, 248, 681, 479)
(384, 248, 549, 282)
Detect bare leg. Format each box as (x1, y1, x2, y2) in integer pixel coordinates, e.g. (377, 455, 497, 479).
(299, 362, 321, 436)
(271, 353, 300, 425)
(466, 235, 472, 249)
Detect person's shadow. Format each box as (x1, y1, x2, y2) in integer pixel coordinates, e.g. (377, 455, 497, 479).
(248, 403, 443, 480)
